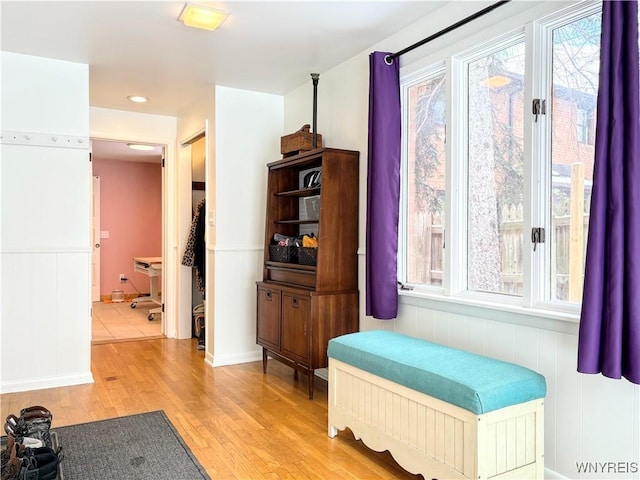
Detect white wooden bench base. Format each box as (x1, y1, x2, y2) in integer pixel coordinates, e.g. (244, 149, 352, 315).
(328, 358, 544, 479)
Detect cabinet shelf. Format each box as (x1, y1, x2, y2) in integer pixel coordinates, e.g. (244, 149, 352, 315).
(265, 261, 315, 271)
(276, 187, 320, 198)
(276, 219, 319, 225)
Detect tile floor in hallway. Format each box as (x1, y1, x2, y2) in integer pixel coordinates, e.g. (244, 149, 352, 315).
(92, 300, 163, 344)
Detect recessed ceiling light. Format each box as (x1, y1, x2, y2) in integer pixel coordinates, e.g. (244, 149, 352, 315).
(178, 2, 229, 31)
(127, 143, 155, 151)
(127, 95, 149, 103)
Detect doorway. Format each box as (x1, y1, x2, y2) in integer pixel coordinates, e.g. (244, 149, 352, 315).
(90, 139, 164, 343)
(182, 132, 207, 350)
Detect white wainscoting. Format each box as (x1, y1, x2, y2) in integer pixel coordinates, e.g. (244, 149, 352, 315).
(0, 251, 93, 393)
(207, 245, 264, 368)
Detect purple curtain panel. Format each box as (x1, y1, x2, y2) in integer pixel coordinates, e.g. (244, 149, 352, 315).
(365, 52, 401, 320)
(578, 0, 640, 384)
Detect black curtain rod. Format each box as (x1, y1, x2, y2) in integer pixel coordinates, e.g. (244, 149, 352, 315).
(385, 0, 511, 64)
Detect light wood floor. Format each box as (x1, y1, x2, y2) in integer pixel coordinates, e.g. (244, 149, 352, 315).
(0, 338, 422, 479)
(92, 300, 163, 344)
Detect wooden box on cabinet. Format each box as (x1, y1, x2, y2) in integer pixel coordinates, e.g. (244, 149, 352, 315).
(280, 130, 323, 157)
(256, 148, 359, 399)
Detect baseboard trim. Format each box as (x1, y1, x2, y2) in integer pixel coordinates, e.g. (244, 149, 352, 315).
(544, 467, 569, 479)
(0, 372, 94, 394)
(204, 352, 214, 367)
(210, 350, 262, 367)
(99, 293, 151, 303)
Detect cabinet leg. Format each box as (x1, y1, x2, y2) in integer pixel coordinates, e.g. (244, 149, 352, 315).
(308, 369, 314, 400)
(262, 348, 267, 374)
(293, 369, 298, 380)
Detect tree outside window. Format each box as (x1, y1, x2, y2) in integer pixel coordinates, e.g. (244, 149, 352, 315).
(405, 73, 446, 286)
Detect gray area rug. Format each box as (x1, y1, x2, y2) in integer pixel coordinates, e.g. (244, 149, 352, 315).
(54, 410, 210, 480)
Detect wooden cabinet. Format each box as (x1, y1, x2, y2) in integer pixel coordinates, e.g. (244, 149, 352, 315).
(256, 148, 359, 399)
(256, 285, 281, 351)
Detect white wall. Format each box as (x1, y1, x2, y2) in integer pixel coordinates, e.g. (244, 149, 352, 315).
(1, 52, 93, 393)
(211, 85, 283, 366)
(89, 107, 178, 337)
(283, 2, 640, 479)
(175, 85, 282, 367)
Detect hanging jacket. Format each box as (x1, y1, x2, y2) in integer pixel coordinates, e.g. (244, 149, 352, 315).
(182, 199, 206, 292)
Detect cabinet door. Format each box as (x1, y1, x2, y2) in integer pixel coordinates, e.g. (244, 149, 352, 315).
(281, 292, 310, 363)
(256, 286, 281, 351)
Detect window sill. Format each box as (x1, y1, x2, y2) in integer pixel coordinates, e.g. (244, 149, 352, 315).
(398, 288, 580, 335)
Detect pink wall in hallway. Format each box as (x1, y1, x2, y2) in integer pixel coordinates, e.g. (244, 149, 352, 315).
(92, 158, 162, 297)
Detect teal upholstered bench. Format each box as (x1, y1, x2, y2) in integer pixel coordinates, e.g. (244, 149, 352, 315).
(327, 330, 546, 479)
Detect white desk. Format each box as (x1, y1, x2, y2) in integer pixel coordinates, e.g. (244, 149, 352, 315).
(131, 256, 162, 320)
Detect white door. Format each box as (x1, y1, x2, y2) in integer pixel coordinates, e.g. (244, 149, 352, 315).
(92, 176, 101, 302)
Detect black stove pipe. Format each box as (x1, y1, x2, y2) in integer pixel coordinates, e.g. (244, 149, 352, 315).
(311, 73, 320, 149)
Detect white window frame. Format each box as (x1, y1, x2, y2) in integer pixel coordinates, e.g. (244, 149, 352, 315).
(399, 63, 447, 294)
(534, 1, 601, 315)
(453, 30, 526, 308)
(398, 0, 601, 321)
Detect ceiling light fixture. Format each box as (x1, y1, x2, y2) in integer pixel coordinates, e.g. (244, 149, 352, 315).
(481, 75, 512, 89)
(127, 143, 155, 151)
(178, 2, 229, 31)
(127, 95, 149, 103)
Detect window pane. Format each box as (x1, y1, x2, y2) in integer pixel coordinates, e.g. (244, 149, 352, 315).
(551, 14, 600, 302)
(468, 42, 525, 296)
(405, 73, 446, 285)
